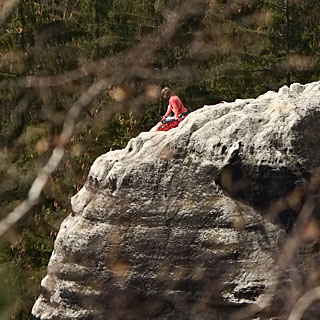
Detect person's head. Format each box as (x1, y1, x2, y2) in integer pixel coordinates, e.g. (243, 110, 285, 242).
(161, 87, 172, 99)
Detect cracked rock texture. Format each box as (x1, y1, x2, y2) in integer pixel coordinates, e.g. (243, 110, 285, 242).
(32, 82, 320, 320)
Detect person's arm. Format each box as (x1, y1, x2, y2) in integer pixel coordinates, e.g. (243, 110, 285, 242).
(162, 104, 171, 119)
(170, 96, 181, 120)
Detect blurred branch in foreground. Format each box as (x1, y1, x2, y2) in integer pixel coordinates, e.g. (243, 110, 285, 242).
(0, 78, 109, 237)
(1, 0, 320, 318)
(0, 0, 20, 25)
(0, 0, 209, 237)
(288, 286, 320, 320)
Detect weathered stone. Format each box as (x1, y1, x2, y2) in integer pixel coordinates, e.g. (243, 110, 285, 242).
(32, 81, 320, 320)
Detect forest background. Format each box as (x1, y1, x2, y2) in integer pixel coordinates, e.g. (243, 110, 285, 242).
(0, 0, 320, 318)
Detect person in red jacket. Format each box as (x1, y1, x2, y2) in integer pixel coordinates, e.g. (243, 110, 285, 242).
(160, 87, 189, 123)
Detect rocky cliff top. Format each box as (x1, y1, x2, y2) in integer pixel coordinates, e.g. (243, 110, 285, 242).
(33, 81, 320, 320)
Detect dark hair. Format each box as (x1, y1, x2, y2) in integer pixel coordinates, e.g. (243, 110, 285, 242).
(161, 87, 172, 99)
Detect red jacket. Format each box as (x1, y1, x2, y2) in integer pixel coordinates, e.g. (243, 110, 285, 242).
(164, 95, 187, 120)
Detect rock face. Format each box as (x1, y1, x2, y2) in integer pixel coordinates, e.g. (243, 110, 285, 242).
(32, 82, 320, 320)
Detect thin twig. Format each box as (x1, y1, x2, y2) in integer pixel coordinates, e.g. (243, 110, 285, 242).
(0, 0, 21, 25)
(287, 286, 320, 320)
(0, 78, 109, 237)
(0, 0, 210, 237)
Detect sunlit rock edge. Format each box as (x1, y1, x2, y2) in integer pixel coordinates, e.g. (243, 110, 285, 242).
(32, 81, 320, 320)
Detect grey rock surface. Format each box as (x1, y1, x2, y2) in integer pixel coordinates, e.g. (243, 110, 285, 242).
(32, 81, 320, 320)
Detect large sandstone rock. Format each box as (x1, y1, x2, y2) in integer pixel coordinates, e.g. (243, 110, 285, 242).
(32, 82, 320, 320)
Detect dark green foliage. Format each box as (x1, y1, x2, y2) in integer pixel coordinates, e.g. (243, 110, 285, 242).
(1, 0, 320, 318)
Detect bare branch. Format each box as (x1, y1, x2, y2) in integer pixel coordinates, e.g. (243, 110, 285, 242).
(230, 194, 319, 320)
(0, 0, 21, 25)
(0, 0, 210, 236)
(0, 78, 110, 237)
(287, 286, 320, 320)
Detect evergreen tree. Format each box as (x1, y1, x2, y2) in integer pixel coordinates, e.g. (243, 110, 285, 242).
(1, 0, 320, 318)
